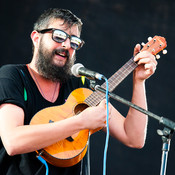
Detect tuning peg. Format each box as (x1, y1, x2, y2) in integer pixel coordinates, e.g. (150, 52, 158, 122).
(141, 42, 145, 46)
(148, 37, 152, 42)
(156, 54, 160, 59)
(162, 49, 167, 54)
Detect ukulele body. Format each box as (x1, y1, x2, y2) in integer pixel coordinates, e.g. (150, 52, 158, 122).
(30, 88, 93, 167)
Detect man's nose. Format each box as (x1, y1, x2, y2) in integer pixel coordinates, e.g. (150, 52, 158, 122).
(61, 38, 71, 49)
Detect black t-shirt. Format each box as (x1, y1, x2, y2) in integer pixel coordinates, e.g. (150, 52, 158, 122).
(0, 64, 91, 175)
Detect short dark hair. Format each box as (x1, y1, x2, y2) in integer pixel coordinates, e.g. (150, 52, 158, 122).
(33, 8, 83, 33)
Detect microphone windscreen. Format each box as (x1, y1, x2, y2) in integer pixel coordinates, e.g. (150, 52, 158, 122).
(71, 63, 84, 77)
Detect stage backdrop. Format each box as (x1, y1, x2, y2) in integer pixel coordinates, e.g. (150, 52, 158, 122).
(1, 0, 175, 174)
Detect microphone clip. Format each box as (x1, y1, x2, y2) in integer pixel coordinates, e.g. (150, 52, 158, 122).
(89, 80, 97, 90)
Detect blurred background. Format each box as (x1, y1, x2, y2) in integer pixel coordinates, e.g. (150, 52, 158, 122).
(1, 0, 175, 174)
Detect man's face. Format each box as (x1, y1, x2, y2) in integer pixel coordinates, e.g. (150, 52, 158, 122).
(35, 19, 80, 82)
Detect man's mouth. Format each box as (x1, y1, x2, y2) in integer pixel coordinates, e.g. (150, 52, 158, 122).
(54, 49, 70, 59)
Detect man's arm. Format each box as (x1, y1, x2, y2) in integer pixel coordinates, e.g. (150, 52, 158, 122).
(105, 44, 157, 148)
(0, 100, 108, 156)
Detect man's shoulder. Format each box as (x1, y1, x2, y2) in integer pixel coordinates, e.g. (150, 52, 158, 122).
(0, 64, 25, 79)
(0, 64, 24, 71)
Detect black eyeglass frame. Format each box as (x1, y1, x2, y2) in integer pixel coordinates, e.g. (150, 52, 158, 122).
(37, 28, 85, 50)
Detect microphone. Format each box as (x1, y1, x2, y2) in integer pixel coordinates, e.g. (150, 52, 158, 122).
(71, 63, 105, 80)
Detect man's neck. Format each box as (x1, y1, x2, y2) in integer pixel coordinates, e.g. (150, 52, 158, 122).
(27, 63, 60, 103)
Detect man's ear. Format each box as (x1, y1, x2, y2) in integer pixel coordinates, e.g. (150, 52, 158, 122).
(31, 31, 40, 49)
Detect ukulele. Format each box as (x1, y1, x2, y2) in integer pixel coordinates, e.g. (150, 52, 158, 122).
(30, 36, 167, 167)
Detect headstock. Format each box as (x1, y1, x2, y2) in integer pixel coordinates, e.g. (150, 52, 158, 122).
(141, 36, 167, 59)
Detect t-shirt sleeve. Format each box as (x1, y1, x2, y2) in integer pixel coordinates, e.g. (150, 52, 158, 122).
(0, 65, 26, 111)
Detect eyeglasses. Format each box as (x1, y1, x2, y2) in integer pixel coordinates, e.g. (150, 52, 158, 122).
(37, 28, 85, 50)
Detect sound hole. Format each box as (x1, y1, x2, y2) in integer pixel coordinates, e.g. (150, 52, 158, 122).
(65, 103, 89, 142)
(74, 103, 89, 115)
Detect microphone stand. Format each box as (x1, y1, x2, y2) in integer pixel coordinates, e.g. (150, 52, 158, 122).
(90, 81, 175, 175)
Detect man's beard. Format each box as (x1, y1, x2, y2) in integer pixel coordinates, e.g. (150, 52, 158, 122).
(35, 42, 75, 83)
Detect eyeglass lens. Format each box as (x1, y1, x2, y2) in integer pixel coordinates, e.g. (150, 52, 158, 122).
(53, 30, 82, 50)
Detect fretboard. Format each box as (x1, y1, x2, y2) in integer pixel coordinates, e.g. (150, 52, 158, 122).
(85, 57, 137, 106)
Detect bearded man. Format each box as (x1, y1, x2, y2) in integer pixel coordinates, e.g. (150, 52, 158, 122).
(0, 8, 157, 175)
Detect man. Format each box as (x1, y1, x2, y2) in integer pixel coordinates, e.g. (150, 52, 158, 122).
(0, 8, 157, 175)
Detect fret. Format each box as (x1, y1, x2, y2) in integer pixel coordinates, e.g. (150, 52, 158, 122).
(85, 90, 104, 106)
